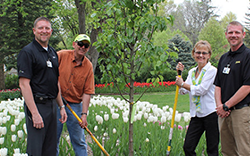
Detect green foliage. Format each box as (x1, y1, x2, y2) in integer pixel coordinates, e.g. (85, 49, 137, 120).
(0, 0, 60, 68)
(220, 12, 237, 30)
(198, 17, 229, 65)
(92, 0, 174, 97)
(153, 28, 191, 47)
(0, 89, 22, 101)
(5, 74, 19, 89)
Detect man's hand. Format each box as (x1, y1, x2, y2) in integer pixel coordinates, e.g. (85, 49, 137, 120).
(59, 108, 67, 123)
(32, 113, 44, 129)
(216, 104, 230, 118)
(79, 115, 88, 128)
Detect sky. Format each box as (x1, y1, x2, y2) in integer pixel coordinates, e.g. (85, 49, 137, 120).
(174, 0, 250, 23)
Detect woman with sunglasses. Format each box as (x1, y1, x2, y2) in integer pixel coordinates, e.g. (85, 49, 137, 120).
(175, 40, 219, 156)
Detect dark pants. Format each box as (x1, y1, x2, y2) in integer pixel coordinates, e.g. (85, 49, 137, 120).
(24, 99, 57, 156)
(183, 112, 219, 156)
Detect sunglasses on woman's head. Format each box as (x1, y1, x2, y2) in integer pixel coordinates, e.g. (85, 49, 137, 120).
(77, 41, 89, 48)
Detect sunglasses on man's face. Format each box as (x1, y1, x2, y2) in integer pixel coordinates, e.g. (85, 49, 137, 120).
(77, 41, 89, 48)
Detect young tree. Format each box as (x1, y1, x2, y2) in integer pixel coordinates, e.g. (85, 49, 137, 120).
(92, 0, 174, 155)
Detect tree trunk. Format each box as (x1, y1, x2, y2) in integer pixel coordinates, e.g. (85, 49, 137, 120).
(88, 28, 101, 73)
(129, 104, 134, 156)
(129, 77, 135, 156)
(75, 0, 86, 34)
(0, 64, 5, 90)
(75, 0, 101, 73)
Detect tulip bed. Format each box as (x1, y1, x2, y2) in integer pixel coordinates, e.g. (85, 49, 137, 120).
(0, 96, 214, 156)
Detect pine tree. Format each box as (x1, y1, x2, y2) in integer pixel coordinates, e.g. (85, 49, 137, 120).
(167, 34, 195, 70)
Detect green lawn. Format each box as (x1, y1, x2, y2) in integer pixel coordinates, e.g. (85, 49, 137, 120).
(101, 91, 190, 112)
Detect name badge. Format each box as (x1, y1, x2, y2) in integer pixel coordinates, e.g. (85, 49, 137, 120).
(47, 60, 52, 68)
(223, 67, 230, 74)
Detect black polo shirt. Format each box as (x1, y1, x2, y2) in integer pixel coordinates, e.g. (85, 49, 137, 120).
(17, 38, 59, 98)
(214, 44, 250, 106)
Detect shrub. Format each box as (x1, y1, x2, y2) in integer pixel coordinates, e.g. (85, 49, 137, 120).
(5, 74, 19, 89)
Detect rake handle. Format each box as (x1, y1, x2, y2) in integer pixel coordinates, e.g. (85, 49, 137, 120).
(62, 97, 110, 156)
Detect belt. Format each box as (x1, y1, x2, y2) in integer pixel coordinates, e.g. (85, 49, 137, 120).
(34, 95, 54, 104)
(230, 103, 250, 110)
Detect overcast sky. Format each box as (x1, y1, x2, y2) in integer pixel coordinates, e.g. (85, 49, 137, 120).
(174, 0, 249, 23)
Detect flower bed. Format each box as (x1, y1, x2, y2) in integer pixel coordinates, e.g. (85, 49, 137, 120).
(95, 81, 176, 94)
(0, 96, 197, 156)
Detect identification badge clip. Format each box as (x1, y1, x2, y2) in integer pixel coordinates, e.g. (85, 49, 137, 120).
(47, 60, 52, 68)
(223, 64, 230, 74)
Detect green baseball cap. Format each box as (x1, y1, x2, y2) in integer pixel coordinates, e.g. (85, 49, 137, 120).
(74, 34, 91, 44)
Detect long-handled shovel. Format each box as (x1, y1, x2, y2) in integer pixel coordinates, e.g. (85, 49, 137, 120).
(61, 97, 110, 156)
(166, 70, 182, 156)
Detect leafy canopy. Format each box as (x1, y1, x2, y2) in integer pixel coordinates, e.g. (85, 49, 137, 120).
(92, 0, 174, 95)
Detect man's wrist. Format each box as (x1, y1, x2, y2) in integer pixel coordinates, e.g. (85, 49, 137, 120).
(223, 103, 229, 111)
(59, 105, 65, 109)
(81, 112, 87, 116)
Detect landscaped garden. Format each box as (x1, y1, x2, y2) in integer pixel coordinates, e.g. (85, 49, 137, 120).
(0, 82, 222, 156)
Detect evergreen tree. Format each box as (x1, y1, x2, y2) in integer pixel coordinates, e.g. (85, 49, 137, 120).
(167, 34, 195, 70)
(0, 0, 59, 70)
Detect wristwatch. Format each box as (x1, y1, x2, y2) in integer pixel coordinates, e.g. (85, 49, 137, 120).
(223, 103, 229, 111)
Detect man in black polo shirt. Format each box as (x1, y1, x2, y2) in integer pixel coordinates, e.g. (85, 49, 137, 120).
(17, 17, 67, 156)
(214, 21, 250, 156)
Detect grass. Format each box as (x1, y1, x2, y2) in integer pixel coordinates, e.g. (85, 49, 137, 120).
(101, 91, 190, 112)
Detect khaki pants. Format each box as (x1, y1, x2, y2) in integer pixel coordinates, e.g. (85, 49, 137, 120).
(219, 106, 250, 156)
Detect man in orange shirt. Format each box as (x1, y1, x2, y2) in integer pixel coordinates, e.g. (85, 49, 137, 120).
(56, 34, 95, 156)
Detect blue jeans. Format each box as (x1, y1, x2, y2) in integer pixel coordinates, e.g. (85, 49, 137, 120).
(56, 102, 88, 156)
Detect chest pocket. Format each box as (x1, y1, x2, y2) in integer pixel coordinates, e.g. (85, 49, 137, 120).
(72, 72, 87, 92)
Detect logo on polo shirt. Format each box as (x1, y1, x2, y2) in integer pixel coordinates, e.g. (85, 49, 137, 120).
(235, 61, 240, 64)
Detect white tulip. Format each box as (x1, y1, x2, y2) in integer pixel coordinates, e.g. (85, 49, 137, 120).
(160, 116, 166, 123)
(14, 148, 20, 154)
(113, 128, 117, 134)
(2, 117, 7, 124)
(1, 127, 7, 135)
(17, 130, 24, 138)
(144, 113, 149, 119)
(143, 123, 147, 127)
(136, 113, 142, 120)
(0, 148, 8, 156)
(6, 115, 11, 121)
(66, 135, 70, 141)
(94, 126, 98, 131)
(123, 117, 128, 123)
(14, 118, 20, 125)
(12, 135, 17, 142)
(175, 113, 182, 122)
(104, 114, 109, 121)
(0, 137, 4, 144)
(103, 132, 108, 137)
(95, 115, 103, 124)
(112, 113, 119, 119)
(145, 138, 149, 142)
(11, 124, 16, 132)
